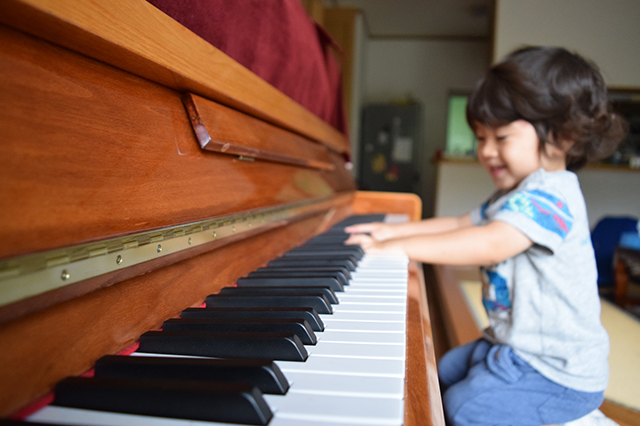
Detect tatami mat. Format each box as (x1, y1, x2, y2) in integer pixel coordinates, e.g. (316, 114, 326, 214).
(459, 280, 640, 411)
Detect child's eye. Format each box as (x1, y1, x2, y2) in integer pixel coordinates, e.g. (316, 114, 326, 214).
(496, 135, 508, 141)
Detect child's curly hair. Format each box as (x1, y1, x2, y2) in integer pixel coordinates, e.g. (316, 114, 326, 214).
(467, 46, 627, 171)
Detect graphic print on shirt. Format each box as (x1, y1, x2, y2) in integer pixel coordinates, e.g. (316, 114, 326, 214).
(481, 267, 511, 314)
(500, 189, 573, 238)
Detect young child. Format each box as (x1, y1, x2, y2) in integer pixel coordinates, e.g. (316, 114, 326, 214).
(346, 46, 627, 426)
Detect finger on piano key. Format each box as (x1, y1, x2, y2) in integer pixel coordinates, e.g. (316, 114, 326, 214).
(162, 318, 318, 345)
(52, 377, 272, 425)
(206, 294, 333, 314)
(180, 307, 325, 331)
(138, 331, 308, 361)
(94, 355, 289, 394)
(221, 285, 339, 304)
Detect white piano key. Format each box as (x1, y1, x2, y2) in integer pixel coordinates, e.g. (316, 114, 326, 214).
(341, 288, 407, 294)
(263, 392, 403, 425)
(318, 329, 405, 344)
(270, 416, 397, 426)
(29, 402, 402, 426)
(284, 371, 404, 396)
(320, 319, 406, 332)
(347, 281, 408, 288)
(355, 270, 406, 274)
(28, 406, 239, 426)
(322, 311, 405, 322)
(334, 302, 406, 313)
(277, 355, 404, 376)
(337, 294, 406, 303)
(308, 342, 404, 359)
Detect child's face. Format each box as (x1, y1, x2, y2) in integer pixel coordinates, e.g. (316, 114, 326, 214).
(475, 120, 544, 191)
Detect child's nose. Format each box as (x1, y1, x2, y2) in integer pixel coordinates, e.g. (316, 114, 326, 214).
(479, 139, 497, 157)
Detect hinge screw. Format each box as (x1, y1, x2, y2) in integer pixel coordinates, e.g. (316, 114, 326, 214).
(116, 255, 123, 265)
(157, 244, 162, 253)
(61, 270, 70, 281)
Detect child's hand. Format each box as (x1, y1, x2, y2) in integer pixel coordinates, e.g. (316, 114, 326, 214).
(344, 233, 405, 255)
(343, 222, 394, 241)
(344, 233, 382, 253)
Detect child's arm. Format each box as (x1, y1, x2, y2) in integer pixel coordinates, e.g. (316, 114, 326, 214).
(346, 220, 533, 266)
(344, 214, 473, 242)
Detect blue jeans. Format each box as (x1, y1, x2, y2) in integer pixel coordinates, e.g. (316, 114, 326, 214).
(438, 339, 604, 425)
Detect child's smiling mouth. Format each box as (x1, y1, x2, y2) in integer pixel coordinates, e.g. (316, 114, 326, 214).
(488, 165, 507, 176)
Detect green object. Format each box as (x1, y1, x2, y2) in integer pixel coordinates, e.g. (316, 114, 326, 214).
(446, 95, 476, 156)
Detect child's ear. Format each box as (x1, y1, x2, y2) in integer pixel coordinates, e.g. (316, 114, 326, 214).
(558, 138, 575, 152)
(543, 134, 574, 156)
(541, 140, 570, 169)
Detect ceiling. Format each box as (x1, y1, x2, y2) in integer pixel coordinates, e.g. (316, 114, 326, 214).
(328, 0, 493, 38)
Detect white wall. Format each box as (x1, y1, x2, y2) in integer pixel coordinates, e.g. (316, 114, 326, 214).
(361, 39, 490, 216)
(494, 0, 640, 87)
(435, 161, 640, 229)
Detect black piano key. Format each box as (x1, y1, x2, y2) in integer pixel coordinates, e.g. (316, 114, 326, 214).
(0, 421, 75, 426)
(53, 377, 272, 425)
(268, 258, 356, 271)
(224, 285, 338, 304)
(288, 246, 364, 260)
(206, 293, 333, 314)
(306, 234, 350, 244)
(236, 276, 343, 292)
(248, 269, 349, 287)
(282, 251, 359, 265)
(255, 265, 351, 280)
(181, 307, 325, 331)
(163, 317, 317, 345)
(332, 213, 386, 227)
(138, 331, 308, 362)
(94, 355, 289, 395)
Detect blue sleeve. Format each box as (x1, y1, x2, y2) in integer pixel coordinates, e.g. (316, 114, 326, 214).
(494, 189, 573, 252)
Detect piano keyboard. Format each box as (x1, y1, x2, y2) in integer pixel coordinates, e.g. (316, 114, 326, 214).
(26, 215, 410, 426)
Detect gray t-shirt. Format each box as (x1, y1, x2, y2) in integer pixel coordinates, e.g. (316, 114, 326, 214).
(470, 168, 609, 392)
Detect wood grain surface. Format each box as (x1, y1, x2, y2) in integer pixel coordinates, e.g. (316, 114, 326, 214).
(0, 0, 349, 154)
(0, 23, 355, 260)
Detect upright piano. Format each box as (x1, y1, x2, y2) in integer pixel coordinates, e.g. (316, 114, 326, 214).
(0, 1, 444, 424)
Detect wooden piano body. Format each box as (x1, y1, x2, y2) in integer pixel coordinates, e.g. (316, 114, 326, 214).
(0, 0, 443, 424)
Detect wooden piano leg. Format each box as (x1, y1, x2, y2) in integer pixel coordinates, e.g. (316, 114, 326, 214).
(614, 258, 629, 308)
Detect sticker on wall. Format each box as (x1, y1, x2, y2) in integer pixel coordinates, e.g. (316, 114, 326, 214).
(392, 136, 413, 163)
(385, 164, 399, 182)
(371, 153, 387, 174)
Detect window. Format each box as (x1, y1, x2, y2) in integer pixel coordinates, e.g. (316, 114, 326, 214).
(445, 94, 476, 157)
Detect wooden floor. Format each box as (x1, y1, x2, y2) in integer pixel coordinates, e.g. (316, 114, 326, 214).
(424, 264, 640, 426)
